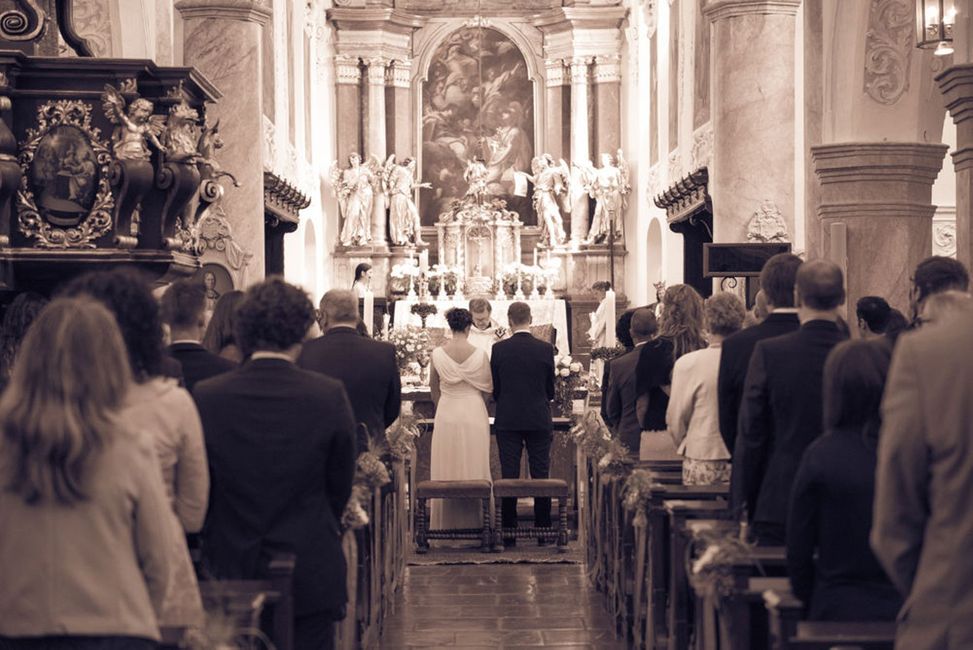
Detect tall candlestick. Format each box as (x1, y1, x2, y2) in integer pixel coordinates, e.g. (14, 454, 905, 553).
(605, 289, 616, 348)
(533, 248, 538, 267)
(419, 249, 429, 273)
(363, 289, 375, 335)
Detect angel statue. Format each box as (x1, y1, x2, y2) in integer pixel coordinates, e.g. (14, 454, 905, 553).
(575, 150, 631, 245)
(526, 154, 569, 248)
(101, 84, 166, 162)
(464, 157, 489, 203)
(330, 152, 375, 247)
(384, 155, 431, 246)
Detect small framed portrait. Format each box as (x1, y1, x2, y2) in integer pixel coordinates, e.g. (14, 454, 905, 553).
(196, 263, 233, 312)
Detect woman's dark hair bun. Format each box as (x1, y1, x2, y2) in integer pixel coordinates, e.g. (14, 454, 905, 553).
(445, 307, 473, 332)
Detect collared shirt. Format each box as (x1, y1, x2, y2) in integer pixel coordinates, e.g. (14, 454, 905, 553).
(171, 339, 202, 346)
(251, 351, 294, 362)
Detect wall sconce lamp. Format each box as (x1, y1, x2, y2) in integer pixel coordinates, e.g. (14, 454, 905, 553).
(916, 0, 957, 56)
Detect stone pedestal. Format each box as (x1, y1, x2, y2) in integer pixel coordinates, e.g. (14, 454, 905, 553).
(812, 142, 948, 312)
(937, 63, 973, 268)
(705, 0, 801, 243)
(334, 55, 362, 164)
(176, 0, 270, 281)
(570, 57, 591, 245)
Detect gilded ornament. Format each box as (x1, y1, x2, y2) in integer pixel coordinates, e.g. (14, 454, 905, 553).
(101, 84, 166, 161)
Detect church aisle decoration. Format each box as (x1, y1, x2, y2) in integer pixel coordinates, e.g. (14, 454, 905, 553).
(590, 344, 627, 363)
(689, 526, 759, 600)
(384, 413, 421, 463)
(341, 450, 392, 532)
(553, 354, 585, 417)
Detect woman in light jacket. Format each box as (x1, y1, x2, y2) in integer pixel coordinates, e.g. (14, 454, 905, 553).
(0, 298, 177, 649)
(667, 292, 746, 485)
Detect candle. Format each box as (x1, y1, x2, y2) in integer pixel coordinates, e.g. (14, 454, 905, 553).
(382, 312, 391, 338)
(533, 248, 538, 267)
(605, 289, 616, 348)
(419, 249, 429, 273)
(363, 289, 374, 336)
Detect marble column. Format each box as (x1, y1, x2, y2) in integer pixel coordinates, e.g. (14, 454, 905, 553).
(176, 0, 271, 280)
(389, 59, 414, 160)
(705, 0, 801, 243)
(545, 59, 566, 159)
(570, 56, 591, 245)
(938, 64, 973, 268)
(365, 57, 389, 248)
(812, 143, 947, 312)
(593, 55, 621, 155)
(334, 55, 362, 165)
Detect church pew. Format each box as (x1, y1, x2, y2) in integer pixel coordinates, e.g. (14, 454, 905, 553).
(763, 590, 896, 650)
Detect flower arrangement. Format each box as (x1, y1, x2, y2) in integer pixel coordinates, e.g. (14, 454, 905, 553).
(384, 413, 421, 462)
(384, 326, 430, 372)
(427, 264, 460, 296)
(688, 527, 758, 599)
(410, 302, 438, 328)
(621, 469, 656, 529)
(341, 449, 392, 531)
(591, 344, 627, 362)
(596, 438, 636, 484)
(572, 409, 612, 459)
(389, 261, 421, 295)
(553, 354, 585, 417)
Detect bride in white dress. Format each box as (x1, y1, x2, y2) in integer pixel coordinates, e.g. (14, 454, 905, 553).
(429, 308, 493, 532)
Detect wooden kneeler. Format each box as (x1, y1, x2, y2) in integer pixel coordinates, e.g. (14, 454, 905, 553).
(414, 480, 493, 553)
(492, 478, 570, 552)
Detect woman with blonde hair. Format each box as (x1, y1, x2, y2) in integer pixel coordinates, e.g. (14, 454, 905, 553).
(635, 284, 707, 459)
(0, 298, 176, 649)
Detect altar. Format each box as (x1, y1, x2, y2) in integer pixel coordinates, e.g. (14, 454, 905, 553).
(393, 297, 571, 354)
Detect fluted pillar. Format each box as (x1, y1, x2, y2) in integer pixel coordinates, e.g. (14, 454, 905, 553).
(334, 55, 362, 165)
(365, 57, 389, 248)
(176, 0, 271, 280)
(705, 0, 801, 243)
(938, 64, 973, 268)
(812, 143, 947, 312)
(593, 55, 621, 155)
(570, 56, 591, 245)
(389, 59, 414, 160)
(545, 59, 566, 160)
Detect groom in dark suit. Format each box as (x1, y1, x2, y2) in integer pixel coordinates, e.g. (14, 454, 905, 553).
(491, 301, 556, 542)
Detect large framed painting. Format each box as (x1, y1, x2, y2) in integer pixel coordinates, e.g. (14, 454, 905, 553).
(420, 27, 535, 226)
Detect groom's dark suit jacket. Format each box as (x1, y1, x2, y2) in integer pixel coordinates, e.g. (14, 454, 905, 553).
(491, 331, 556, 431)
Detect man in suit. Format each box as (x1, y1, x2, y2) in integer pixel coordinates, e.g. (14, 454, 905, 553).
(605, 308, 658, 455)
(908, 254, 969, 324)
(491, 301, 556, 542)
(193, 278, 356, 650)
(298, 289, 401, 454)
(872, 304, 973, 650)
(856, 296, 892, 339)
(731, 260, 848, 545)
(717, 253, 803, 454)
(161, 278, 236, 393)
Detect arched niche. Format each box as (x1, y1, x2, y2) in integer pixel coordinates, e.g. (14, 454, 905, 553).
(413, 21, 543, 226)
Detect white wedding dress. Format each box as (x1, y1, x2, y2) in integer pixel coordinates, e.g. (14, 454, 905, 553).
(430, 346, 493, 531)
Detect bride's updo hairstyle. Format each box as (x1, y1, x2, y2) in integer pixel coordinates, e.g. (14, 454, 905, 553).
(445, 307, 474, 333)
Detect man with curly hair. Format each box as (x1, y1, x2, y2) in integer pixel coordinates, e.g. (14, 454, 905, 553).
(193, 277, 357, 650)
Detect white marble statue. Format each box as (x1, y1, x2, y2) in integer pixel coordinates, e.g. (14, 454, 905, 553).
(383, 155, 431, 246)
(576, 150, 630, 245)
(527, 154, 569, 248)
(331, 152, 375, 247)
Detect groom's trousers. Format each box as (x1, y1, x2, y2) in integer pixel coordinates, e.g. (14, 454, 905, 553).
(496, 429, 553, 530)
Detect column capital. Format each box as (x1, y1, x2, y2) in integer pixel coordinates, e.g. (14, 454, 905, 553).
(175, 0, 272, 25)
(937, 63, 973, 127)
(592, 55, 621, 84)
(334, 55, 361, 85)
(704, 0, 802, 22)
(569, 57, 591, 84)
(545, 59, 566, 87)
(388, 59, 412, 89)
(364, 57, 391, 85)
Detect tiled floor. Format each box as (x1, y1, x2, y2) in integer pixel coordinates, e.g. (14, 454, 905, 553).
(377, 563, 629, 649)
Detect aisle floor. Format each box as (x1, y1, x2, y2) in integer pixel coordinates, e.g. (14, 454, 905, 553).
(378, 563, 628, 649)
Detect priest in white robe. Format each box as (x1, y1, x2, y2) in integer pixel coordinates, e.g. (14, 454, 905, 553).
(468, 298, 507, 358)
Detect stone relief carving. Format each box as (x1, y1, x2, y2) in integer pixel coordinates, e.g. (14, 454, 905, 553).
(691, 123, 713, 170)
(863, 0, 913, 105)
(397, 0, 564, 10)
(262, 114, 276, 173)
(647, 163, 661, 197)
(746, 200, 789, 243)
(668, 150, 681, 183)
(68, 0, 113, 57)
(641, 0, 657, 37)
(934, 222, 957, 257)
(198, 203, 254, 271)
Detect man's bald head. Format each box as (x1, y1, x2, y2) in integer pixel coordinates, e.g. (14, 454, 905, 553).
(320, 289, 360, 329)
(795, 260, 845, 311)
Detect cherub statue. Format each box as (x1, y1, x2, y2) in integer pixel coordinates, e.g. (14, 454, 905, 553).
(463, 157, 489, 203)
(384, 154, 431, 246)
(575, 149, 630, 245)
(101, 84, 166, 162)
(330, 152, 375, 247)
(197, 120, 240, 187)
(526, 154, 569, 248)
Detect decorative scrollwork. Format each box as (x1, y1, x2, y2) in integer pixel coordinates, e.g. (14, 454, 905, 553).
(16, 100, 115, 249)
(0, 1, 45, 42)
(863, 0, 913, 105)
(934, 222, 957, 257)
(720, 277, 739, 291)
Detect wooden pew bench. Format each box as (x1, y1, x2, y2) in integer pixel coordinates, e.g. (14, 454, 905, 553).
(764, 589, 896, 650)
(493, 478, 570, 551)
(414, 479, 492, 553)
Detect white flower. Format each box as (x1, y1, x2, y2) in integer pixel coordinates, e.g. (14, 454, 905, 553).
(559, 368, 571, 377)
(406, 344, 415, 352)
(570, 362, 582, 373)
(563, 355, 573, 365)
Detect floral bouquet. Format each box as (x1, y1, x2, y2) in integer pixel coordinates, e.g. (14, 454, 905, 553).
(427, 264, 460, 297)
(384, 326, 430, 373)
(341, 449, 392, 532)
(384, 413, 421, 462)
(688, 526, 758, 599)
(553, 354, 585, 418)
(410, 302, 438, 328)
(389, 261, 421, 295)
(597, 438, 636, 484)
(591, 344, 627, 362)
